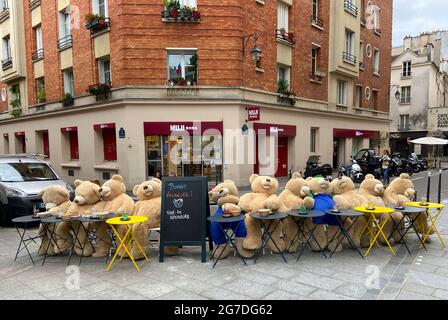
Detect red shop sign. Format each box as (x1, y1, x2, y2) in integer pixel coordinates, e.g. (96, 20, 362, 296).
(60, 127, 78, 133)
(254, 123, 296, 137)
(14, 132, 25, 136)
(333, 129, 379, 139)
(94, 123, 116, 130)
(247, 106, 260, 121)
(144, 122, 223, 135)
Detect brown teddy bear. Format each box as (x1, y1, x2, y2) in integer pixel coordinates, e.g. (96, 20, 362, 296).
(209, 180, 253, 259)
(331, 176, 367, 248)
(92, 175, 135, 258)
(37, 185, 72, 256)
(278, 172, 314, 253)
(238, 174, 284, 253)
(54, 180, 102, 257)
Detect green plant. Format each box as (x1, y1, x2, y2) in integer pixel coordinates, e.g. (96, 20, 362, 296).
(88, 83, 111, 100)
(37, 88, 46, 103)
(163, 0, 171, 7)
(10, 97, 21, 109)
(9, 107, 22, 118)
(61, 93, 74, 106)
(277, 80, 290, 95)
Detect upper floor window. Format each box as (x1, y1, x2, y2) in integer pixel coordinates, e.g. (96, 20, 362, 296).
(355, 85, 362, 108)
(373, 48, 380, 75)
(372, 89, 378, 109)
(63, 68, 74, 96)
(344, 0, 358, 16)
(35, 26, 43, 50)
(366, 2, 381, 32)
(1, 0, 8, 11)
(337, 80, 348, 106)
(58, 7, 71, 39)
(93, 0, 109, 17)
(402, 61, 412, 77)
(343, 29, 356, 64)
(359, 41, 365, 69)
(399, 114, 410, 130)
(98, 57, 111, 84)
(2, 35, 11, 60)
(277, 2, 289, 32)
(400, 86, 411, 104)
(311, 0, 323, 27)
(167, 50, 198, 86)
(277, 64, 291, 93)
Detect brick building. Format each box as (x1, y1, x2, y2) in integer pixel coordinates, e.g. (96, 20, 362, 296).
(0, 0, 393, 188)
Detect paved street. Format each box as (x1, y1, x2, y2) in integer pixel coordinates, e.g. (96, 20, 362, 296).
(0, 170, 447, 300)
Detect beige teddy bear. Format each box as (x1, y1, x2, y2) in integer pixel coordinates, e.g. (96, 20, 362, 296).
(37, 185, 72, 256)
(55, 180, 102, 257)
(331, 176, 367, 248)
(278, 172, 314, 253)
(238, 174, 284, 253)
(92, 175, 135, 258)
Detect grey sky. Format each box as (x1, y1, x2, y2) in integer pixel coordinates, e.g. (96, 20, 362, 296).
(393, 0, 448, 47)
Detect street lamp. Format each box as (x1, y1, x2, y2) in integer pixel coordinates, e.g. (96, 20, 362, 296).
(242, 34, 262, 65)
(391, 84, 401, 101)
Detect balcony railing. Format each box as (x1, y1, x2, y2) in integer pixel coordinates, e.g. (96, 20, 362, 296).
(360, 17, 366, 26)
(57, 35, 72, 51)
(344, 0, 358, 16)
(311, 15, 324, 28)
(28, 0, 41, 10)
(0, 7, 9, 23)
(161, 8, 201, 22)
(1, 57, 12, 70)
(374, 28, 382, 36)
(343, 52, 357, 65)
(85, 16, 110, 34)
(276, 29, 295, 45)
(32, 48, 44, 62)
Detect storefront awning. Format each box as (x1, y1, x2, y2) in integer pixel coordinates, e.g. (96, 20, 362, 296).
(144, 122, 223, 135)
(14, 132, 25, 137)
(60, 127, 78, 133)
(333, 129, 379, 139)
(253, 123, 296, 137)
(94, 123, 116, 130)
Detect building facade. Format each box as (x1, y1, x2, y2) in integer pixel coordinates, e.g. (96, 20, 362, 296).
(0, 0, 393, 188)
(389, 30, 448, 158)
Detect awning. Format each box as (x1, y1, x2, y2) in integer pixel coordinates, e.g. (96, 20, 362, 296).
(333, 129, 379, 139)
(144, 121, 223, 135)
(254, 123, 296, 137)
(60, 127, 78, 133)
(14, 132, 25, 136)
(94, 123, 116, 130)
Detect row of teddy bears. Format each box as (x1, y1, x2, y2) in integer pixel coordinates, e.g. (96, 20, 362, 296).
(208, 173, 434, 260)
(38, 172, 433, 261)
(38, 175, 176, 260)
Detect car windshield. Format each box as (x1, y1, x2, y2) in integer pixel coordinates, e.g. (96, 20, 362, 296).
(0, 163, 58, 182)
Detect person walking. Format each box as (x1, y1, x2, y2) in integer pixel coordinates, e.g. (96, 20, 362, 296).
(382, 150, 391, 184)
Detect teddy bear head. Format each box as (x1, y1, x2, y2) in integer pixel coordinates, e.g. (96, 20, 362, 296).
(38, 185, 70, 210)
(331, 176, 356, 195)
(285, 172, 311, 198)
(211, 180, 240, 207)
(99, 175, 126, 201)
(73, 180, 102, 205)
(359, 174, 384, 196)
(307, 176, 332, 195)
(133, 178, 162, 201)
(386, 173, 416, 199)
(249, 174, 279, 195)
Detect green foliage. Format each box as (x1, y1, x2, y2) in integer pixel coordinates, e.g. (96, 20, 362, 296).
(61, 93, 74, 106)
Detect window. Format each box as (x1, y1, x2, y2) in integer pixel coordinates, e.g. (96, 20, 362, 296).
(337, 80, 348, 106)
(69, 131, 79, 160)
(179, 0, 197, 7)
(343, 29, 356, 64)
(373, 48, 380, 74)
(311, 47, 318, 75)
(399, 114, 410, 130)
(344, 0, 358, 16)
(98, 58, 111, 84)
(102, 127, 117, 161)
(35, 77, 45, 103)
(310, 128, 318, 153)
(63, 69, 74, 96)
(311, 0, 323, 27)
(400, 86, 411, 104)
(93, 0, 109, 17)
(277, 2, 289, 32)
(312, 0, 319, 19)
(359, 42, 365, 69)
(2, 35, 11, 61)
(402, 61, 412, 77)
(1, 0, 8, 11)
(58, 8, 71, 39)
(372, 89, 378, 110)
(277, 64, 291, 90)
(355, 85, 362, 108)
(37, 130, 50, 158)
(367, 2, 381, 31)
(167, 50, 198, 85)
(35, 26, 42, 50)
(15, 133, 26, 154)
(360, 0, 366, 22)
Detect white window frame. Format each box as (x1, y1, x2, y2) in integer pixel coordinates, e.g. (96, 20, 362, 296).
(1, 0, 8, 11)
(401, 86, 411, 104)
(344, 29, 355, 55)
(63, 69, 74, 96)
(277, 2, 289, 32)
(35, 26, 43, 50)
(58, 7, 71, 40)
(310, 128, 319, 153)
(2, 35, 11, 60)
(311, 47, 318, 75)
(179, 0, 197, 8)
(312, 0, 319, 19)
(278, 64, 291, 84)
(337, 80, 348, 106)
(167, 50, 198, 82)
(373, 48, 380, 74)
(400, 114, 410, 129)
(355, 85, 362, 108)
(98, 58, 111, 84)
(359, 41, 365, 66)
(92, 0, 109, 17)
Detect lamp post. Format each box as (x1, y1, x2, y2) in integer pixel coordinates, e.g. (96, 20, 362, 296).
(391, 84, 401, 101)
(242, 34, 262, 66)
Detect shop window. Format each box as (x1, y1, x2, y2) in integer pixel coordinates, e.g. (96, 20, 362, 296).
(102, 127, 117, 161)
(310, 128, 319, 153)
(98, 57, 111, 84)
(36, 130, 50, 158)
(146, 135, 163, 177)
(167, 50, 198, 85)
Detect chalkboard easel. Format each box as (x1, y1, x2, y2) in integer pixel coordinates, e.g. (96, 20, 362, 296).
(159, 176, 212, 263)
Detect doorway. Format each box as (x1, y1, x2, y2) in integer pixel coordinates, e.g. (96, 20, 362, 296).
(275, 137, 288, 177)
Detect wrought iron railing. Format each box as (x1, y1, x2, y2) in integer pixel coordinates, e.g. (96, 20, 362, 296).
(310, 15, 324, 28)
(57, 35, 72, 51)
(344, 0, 358, 16)
(343, 52, 357, 64)
(32, 48, 44, 62)
(1, 57, 12, 70)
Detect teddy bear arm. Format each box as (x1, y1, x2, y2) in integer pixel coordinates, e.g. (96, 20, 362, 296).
(303, 196, 315, 209)
(238, 194, 256, 213)
(218, 195, 240, 206)
(263, 195, 281, 211)
(333, 195, 350, 209)
(222, 203, 241, 213)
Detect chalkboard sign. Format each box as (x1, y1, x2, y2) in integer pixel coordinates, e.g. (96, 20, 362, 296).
(159, 176, 211, 263)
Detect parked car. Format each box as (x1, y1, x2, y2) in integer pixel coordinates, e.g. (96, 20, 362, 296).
(0, 155, 74, 226)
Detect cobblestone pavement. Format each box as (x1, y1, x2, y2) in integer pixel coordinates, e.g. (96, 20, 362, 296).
(0, 171, 447, 300)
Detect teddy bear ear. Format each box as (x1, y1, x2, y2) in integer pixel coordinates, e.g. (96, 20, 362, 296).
(152, 178, 162, 184)
(133, 185, 140, 196)
(292, 172, 302, 179)
(400, 173, 410, 180)
(249, 174, 259, 184)
(74, 179, 83, 187)
(112, 175, 124, 183)
(306, 177, 314, 182)
(365, 174, 375, 180)
(90, 179, 101, 186)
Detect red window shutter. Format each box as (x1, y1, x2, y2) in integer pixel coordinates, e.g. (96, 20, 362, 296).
(70, 131, 79, 160)
(103, 128, 117, 161)
(43, 131, 50, 158)
(21, 136, 26, 153)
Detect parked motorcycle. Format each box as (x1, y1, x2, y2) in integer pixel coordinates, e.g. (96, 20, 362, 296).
(355, 149, 383, 179)
(410, 153, 428, 171)
(339, 158, 364, 183)
(391, 153, 413, 177)
(304, 156, 334, 181)
(408, 153, 421, 173)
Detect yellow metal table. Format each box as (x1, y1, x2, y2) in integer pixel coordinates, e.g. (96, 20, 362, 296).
(405, 202, 446, 248)
(106, 216, 149, 272)
(354, 206, 395, 257)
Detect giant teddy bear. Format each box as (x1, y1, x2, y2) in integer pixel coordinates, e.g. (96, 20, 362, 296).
(278, 173, 314, 253)
(55, 180, 102, 257)
(37, 185, 72, 256)
(209, 180, 253, 259)
(331, 176, 367, 248)
(93, 175, 135, 258)
(238, 174, 284, 253)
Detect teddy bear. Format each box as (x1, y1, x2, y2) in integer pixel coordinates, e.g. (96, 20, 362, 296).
(238, 174, 284, 253)
(278, 172, 314, 253)
(37, 185, 72, 256)
(91, 175, 135, 258)
(54, 180, 102, 257)
(358, 174, 395, 247)
(209, 180, 253, 259)
(382, 173, 432, 242)
(331, 176, 367, 248)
